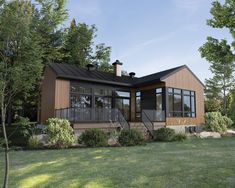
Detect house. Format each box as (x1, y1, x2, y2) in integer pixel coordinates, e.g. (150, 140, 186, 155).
(40, 61, 204, 136)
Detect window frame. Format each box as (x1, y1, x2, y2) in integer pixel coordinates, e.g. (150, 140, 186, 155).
(167, 87, 196, 118)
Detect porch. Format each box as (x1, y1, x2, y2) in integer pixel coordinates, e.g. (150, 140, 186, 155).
(55, 107, 166, 137)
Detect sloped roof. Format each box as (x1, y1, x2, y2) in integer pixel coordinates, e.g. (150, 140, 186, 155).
(49, 63, 203, 87)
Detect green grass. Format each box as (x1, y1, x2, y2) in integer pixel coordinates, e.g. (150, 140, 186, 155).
(1, 137, 235, 188)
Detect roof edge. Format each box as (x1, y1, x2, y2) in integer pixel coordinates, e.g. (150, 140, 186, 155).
(160, 65, 205, 88)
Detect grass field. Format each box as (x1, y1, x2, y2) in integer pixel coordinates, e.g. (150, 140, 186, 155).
(0, 137, 235, 188)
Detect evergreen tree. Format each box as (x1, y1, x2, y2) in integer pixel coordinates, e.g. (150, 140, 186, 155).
(199, 0, 235, 114)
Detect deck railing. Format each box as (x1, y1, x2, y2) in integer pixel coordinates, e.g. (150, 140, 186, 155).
(141, 109, 165, 137)
(55, 107, 130, 130)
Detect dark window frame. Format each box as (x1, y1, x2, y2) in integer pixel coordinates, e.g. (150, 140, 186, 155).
(167, 87, 196, 118)
(135, 91, 141, 119)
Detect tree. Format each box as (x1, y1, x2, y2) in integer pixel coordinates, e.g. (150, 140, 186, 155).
(35, 0, 68, 64)
(0, 1, 43, 187)
(94, 43, 112, 72)
(199, 32, 235, 114)
(14, 0, 68, 122)
(199, 0, 235, 113)
(63, 19, 112, 70)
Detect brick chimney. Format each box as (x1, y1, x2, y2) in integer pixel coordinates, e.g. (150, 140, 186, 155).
(112, 60, 123, 77)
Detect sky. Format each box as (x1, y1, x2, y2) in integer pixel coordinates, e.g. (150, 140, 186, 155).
(66, 0, 231, 82)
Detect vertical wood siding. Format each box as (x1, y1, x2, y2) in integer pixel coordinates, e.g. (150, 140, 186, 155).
(40, 67, 56, 123)
(162, 67, 205, 125)
(55, 79, 70, 109)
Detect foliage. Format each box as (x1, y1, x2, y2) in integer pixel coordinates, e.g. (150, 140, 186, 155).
(204, 112, 233, 133)
(199, 0, 235, 115)
(118, 129, 145, 146)
(173, 133, 187, 142)
(228, 90, 235, 127)
(63, 19, 112, 70)
(205, 97, 222, 112)
(79, 129, 108, 147)
(153, 128, 175, 142)
(0, 137, 4, 148)
(28, 135, 43, 149)
(46, 118, 75, 148)
(199, 37, 234, 114)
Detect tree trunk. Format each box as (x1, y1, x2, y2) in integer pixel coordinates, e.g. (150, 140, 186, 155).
(1, 105, 9, 188)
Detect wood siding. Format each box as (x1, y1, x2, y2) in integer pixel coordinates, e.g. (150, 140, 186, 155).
(162, 67, 205, 126)
(40, 67, 56, 123)
(40, 67, 70, 123)
(55, 79, 70, 109)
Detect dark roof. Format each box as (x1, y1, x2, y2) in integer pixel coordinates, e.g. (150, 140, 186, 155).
(49, 63, 204, 87)
(133, 65, 185, 86)
(49, 63, 138, 86)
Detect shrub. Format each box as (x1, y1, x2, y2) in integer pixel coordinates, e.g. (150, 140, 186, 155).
(118, 129, 145, 146)
(204, 112, 233, 133)
(28, 135, 43, 149)
(153, 128, 175, 142)
(173, 133, 187, 142)
(46, 118, 75, 148)
(222, 116, 233, 128)
(79, 129, 108, 147)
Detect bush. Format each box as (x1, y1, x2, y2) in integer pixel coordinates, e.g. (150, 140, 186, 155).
(153, 128, 175, 142)
(79, 129, 108, 147)
(28, 135, 43, 149)
(204, 112, 233, 133)
(118, 129, 145, 146)
(46, 118, 75, 148)
(173, 133, 187, 142)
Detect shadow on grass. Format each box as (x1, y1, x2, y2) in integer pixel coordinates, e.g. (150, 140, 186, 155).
(0, 137, 235, 188)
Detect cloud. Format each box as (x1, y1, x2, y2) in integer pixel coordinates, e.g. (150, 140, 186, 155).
(67, 0, 101, 18)
(118, 24, 199, 59)
(173, 0, 206, 12)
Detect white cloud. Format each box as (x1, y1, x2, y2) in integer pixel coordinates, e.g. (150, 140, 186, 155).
(67, 0, 101, 18)
(118, 24, 199, 60)
(173, 0, 207, 12)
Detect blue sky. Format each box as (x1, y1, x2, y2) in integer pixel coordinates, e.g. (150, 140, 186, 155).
(66, 0, 231, 82)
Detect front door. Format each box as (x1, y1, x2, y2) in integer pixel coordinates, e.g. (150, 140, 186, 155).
(115, 98, 130, 121)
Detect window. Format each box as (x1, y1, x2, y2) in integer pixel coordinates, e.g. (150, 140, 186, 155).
(70, 95, 91, 108)
(94, 88, 112, 96)
(115, 98, 130, 121)
(115, 90, 130, 120)
(70, 84, 92, 108)
(95, 97, 112, 108)
(70, 85, 91, 94)
(156, 88, 163, 111)
(115, 91, 130, 98)
(94, 88, 112, 109)
(136, 91, 141, 118)
(167, 88, 196, 117)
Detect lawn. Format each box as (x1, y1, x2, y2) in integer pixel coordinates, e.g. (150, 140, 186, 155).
(0, 137, 235, 188)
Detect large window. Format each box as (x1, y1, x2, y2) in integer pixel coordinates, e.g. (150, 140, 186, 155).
(94, 88, 112, 109)
(136, 91, 141, 118)
(168, 88, 196, 117)
(70, 85, 92, 108)
(115, 91, 130, 121)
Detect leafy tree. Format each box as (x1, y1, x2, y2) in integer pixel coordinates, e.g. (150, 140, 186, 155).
(35, 0, 68, 64)
(0, 1, 43, 187)
(199, 24, 235, 114)
(12, 0, 68, 122)
(63, 19, 112, 70)
(95, 43, 113, 72)
(228, 90, 235, 126)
